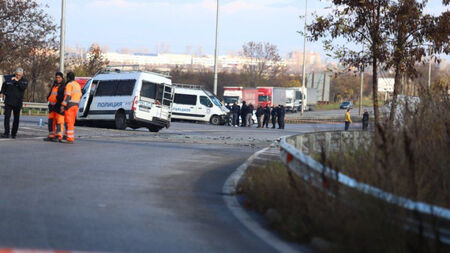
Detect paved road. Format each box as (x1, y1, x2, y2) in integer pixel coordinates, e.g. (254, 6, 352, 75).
(286, 107, 374, 119)
(0, 118, 343, 252)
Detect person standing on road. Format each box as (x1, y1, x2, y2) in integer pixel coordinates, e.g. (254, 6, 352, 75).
(240, 101, 247, 127)
(345, 108, 352, 131)
(60, 72, 81, 144)
(44, 72, 66, 142)
(0, 68, 28, 139)
(277, 105, 285, 129)
(263, 105, 271, 128)
(255, 105, 263, 128)
(246, 103, 254, 127)
(362, 109, 369, 131)
(231, 102, 240, 127)
(271, 106, 278, 129)
(224, 103, 232, 126)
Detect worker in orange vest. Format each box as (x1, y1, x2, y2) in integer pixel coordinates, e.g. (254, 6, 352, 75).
(44, 72, 66, 142)
(60, 72, 82, 144)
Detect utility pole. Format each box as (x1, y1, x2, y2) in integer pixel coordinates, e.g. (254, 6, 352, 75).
(301, 0, 308, 115)
(428, 47, 432, 88)
(213, 0, 220, 95)
(59, 0, 66, 73)
(359, 43, 364, 116)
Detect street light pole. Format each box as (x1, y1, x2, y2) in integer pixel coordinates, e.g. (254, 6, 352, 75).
(428, 47, 432, 88)
(213, 0, 220, 95)
(301, 0, 308, 115)
(59, 0, 66, 73)
(359, 43, 364, 116)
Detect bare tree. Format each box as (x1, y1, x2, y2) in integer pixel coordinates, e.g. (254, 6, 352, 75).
(241, 41, 282, 86)
(68, 43, 109, 76)
(0, 0, 57, 72)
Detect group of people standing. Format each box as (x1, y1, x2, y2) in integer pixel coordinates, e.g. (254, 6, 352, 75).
(226, 101, 286, 129)
(344, 108, 370, 131)
(43, 71, 82, 143)
(1, 68, 81, 143)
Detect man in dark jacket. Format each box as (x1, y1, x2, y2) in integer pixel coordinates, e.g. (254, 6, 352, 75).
(240, 101, 247, 127)
(362, 109, 369, 131)
(263, 105, 271, 128)
(231, 102, 240, 127)
(246, 103, 254, 127)
(0, 68, 28, 138)
(271, 106, 278, 129)
(278, 105, 286, 129)
(255, 105, 263, 128)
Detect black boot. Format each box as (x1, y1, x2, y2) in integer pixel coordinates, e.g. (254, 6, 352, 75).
(1, 133, 10, 138)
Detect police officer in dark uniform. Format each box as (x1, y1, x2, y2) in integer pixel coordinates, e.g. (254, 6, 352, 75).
(240, 101, 248, 127)
(231, 102, 240, 127)
(278, 105, 286, 129)
(1, 68, 28, 138)
(271, 106, 278, 129)
(263, 105, 271, 128)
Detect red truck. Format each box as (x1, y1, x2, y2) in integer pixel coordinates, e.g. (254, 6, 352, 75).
(256, 87, 273, 107)
(75, 77, 91, 90)
(223, 87, 258, 106)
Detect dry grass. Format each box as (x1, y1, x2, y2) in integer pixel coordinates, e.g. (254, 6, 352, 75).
(241, 88, 450, 252)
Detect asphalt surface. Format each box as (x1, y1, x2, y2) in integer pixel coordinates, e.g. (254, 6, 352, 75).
(285, 106, 374, 119)
(0, 116, 344, 252)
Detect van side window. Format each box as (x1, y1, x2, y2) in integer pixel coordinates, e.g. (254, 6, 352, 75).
(95, 80, 135, 97)
(174, 94, 196, 105)
(141, 81, 157, 99)
(200, 96, 213, 107)
(115, 80, 136, 96)
(95, 80, 117, 96)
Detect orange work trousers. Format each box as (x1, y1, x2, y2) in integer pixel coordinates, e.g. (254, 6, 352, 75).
(48, 111, 64, 140)
(64, 106, 79, 142)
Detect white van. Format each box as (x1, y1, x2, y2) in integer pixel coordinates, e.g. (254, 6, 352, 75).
(171, 84, 229, 125)
(77, 71, 174, 132)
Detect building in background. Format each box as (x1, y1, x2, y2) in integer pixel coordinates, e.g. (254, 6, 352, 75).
(68, 46, 327, 74)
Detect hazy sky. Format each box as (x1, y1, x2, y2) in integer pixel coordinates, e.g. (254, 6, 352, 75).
(37, 0, 447, 59)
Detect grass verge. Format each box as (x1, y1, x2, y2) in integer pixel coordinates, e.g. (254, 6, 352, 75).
(241, 161, 449, 252)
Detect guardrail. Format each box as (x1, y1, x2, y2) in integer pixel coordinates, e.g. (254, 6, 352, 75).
(0, 102, 48, 115)
(279, 131, 450, 244)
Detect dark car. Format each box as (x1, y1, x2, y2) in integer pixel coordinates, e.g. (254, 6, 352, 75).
(340, 101, 353, 109)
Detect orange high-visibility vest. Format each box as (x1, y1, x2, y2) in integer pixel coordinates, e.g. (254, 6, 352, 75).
(48, 85, 60, 105)
(62, 81, 82, 107)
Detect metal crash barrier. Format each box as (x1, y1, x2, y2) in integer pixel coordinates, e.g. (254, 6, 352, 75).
(0, 102, 48, 115)
(279, 131, 450, 244)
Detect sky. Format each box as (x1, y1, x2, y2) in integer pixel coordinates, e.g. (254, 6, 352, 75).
(36, 0, 448, 60)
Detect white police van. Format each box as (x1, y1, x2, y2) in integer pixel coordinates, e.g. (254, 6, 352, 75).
(76, 71, 174, 132)
(171, 84, 228, 125)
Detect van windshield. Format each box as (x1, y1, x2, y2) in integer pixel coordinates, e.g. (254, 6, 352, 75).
(205, 90, 222, 107)
(224, 96, 238, 104)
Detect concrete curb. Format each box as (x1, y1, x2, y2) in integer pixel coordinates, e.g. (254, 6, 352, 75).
(222, 146, 311, 253)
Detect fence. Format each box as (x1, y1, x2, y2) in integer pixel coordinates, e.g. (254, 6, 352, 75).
(279, 131, 450, 244)
(0, 102, 48, 115)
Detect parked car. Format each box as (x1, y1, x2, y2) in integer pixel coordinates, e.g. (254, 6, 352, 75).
(340, 101, 353, 109)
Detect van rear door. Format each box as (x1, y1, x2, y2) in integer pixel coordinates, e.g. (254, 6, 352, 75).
(78, 79, 95, 118)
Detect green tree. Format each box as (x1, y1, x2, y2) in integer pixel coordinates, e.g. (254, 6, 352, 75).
(385, 0, 449, 128)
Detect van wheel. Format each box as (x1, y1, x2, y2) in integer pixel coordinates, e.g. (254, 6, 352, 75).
(210, 115, 221, 125)
(115, 111, 127, 130)
(147, 126, 160, 132)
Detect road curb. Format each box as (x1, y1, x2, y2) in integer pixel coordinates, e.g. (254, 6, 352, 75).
(222, 144, 311, 253)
